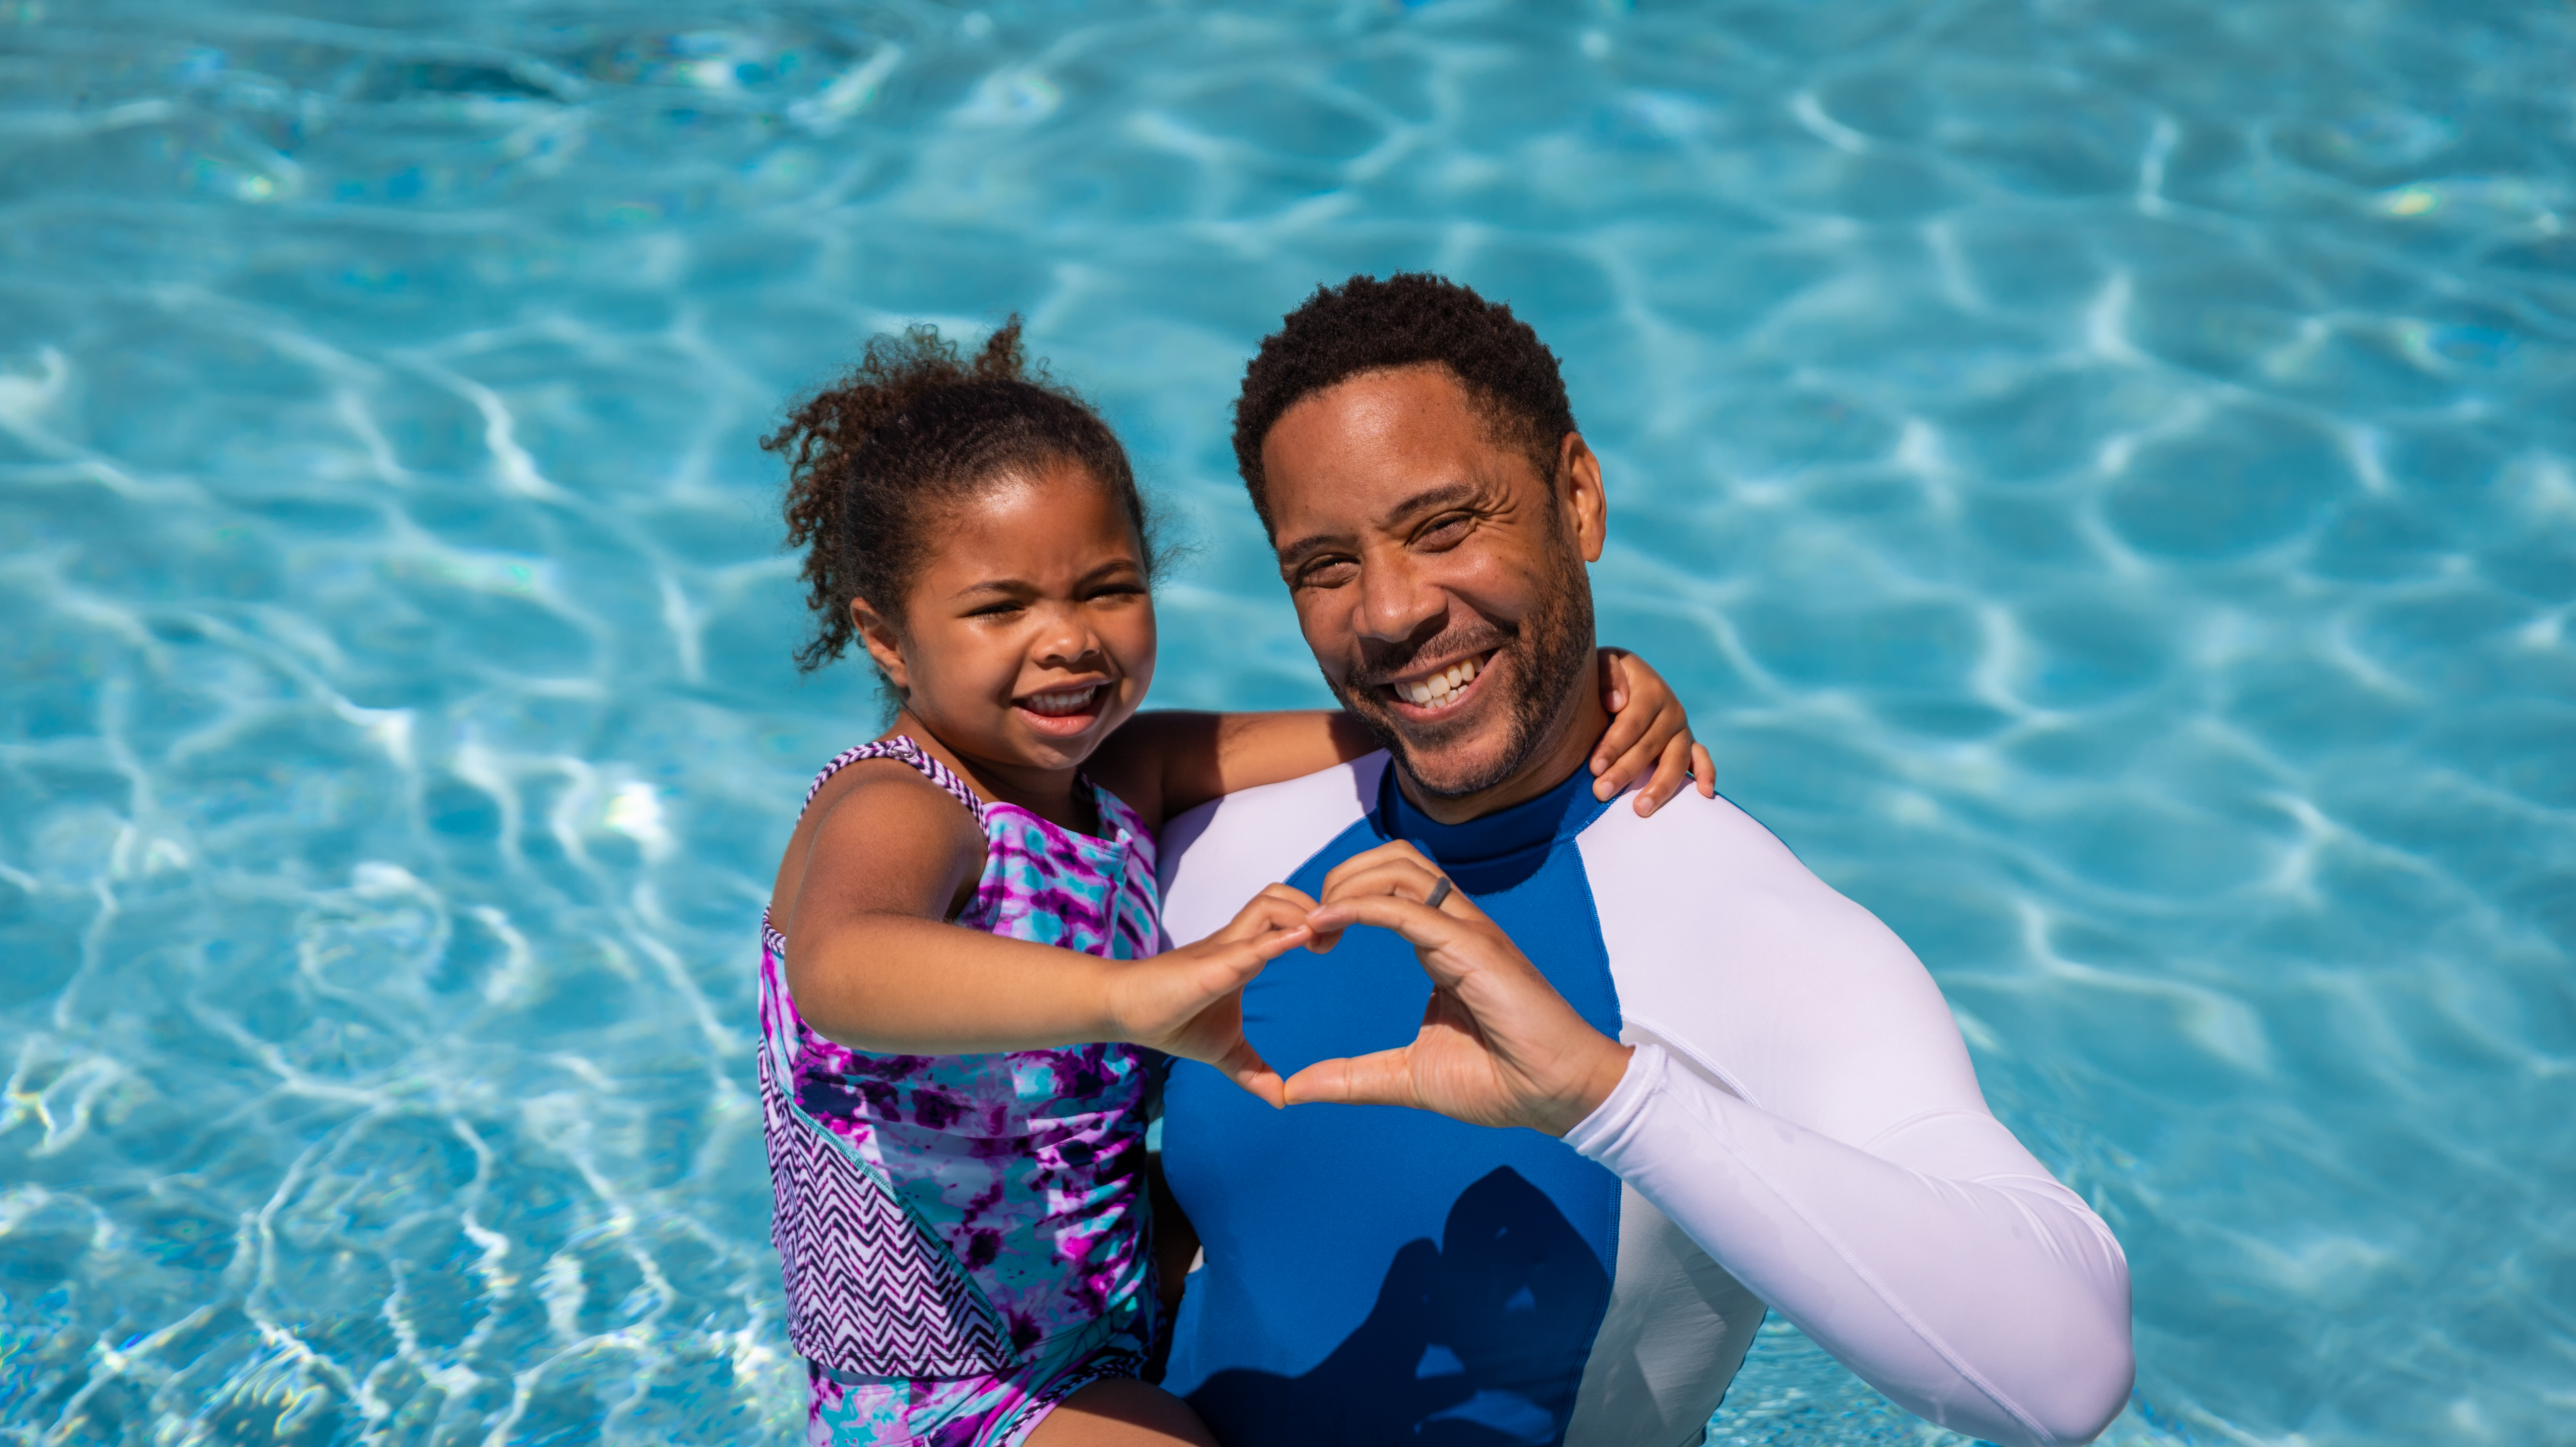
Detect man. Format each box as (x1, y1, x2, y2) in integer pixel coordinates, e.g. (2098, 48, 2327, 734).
(1151, 275, 2134, 1447)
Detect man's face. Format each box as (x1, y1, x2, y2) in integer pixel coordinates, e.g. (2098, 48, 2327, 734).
(1262, 363, 1606, 800)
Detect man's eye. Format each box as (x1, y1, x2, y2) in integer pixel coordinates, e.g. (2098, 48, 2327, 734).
(1417, 513, 1473, 547)
(1298, 558, 1358, 588)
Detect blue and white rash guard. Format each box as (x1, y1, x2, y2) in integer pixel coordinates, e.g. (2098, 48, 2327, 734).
(1154, 754, 2133, 1447)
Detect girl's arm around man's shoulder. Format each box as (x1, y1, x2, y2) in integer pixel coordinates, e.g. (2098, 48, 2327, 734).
(1084, 709, 1377, 829)
(1087, 649, 1715, 829)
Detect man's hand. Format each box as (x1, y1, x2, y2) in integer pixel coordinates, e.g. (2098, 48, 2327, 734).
(1109, 885, 1316, 1108)
(1283, 841, 1633, 1136)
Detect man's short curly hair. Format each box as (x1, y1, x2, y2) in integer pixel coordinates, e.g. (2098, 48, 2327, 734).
(1231, 273, 1578, 533)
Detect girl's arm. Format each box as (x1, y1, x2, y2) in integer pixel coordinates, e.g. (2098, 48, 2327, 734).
(1090, 648, 1716, 827)
(777, 762, 1309, 1099)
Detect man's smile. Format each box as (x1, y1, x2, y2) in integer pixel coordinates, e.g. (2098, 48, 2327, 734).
(1377, 648, 1496, 716)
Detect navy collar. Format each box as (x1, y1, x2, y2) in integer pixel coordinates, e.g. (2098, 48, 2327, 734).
(1378, 758, 1614, 868)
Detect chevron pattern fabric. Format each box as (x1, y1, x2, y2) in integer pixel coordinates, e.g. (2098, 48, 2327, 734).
(755, 735, 1160, 1383)
(760, 1021, 1018, 1377)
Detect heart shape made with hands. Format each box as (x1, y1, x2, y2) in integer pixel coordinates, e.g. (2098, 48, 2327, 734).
(1196, 840, 1634, 1139)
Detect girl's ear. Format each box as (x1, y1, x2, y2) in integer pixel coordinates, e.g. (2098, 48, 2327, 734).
(852, 599, 911, 693)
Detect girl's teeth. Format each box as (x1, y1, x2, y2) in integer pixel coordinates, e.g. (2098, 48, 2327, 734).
(1025, 686, 1101, 716)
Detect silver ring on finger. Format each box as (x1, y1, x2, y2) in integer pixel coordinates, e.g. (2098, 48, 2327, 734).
(1423, 875, 1454, 911)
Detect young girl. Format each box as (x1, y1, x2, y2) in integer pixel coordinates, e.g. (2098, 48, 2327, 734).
(755, 321, 1711, 1447)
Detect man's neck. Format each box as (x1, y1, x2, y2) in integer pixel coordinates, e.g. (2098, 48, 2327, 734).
(1394, 679, 1610, 826)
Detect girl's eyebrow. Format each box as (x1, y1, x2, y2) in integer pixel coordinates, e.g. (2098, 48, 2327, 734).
(947, 558, 1144, 601)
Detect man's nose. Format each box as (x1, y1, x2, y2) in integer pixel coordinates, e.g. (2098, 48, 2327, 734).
(1352, 550, 1444, 645)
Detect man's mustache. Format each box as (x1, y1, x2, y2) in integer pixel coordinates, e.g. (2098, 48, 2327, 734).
(1349, 623, 1515, 693)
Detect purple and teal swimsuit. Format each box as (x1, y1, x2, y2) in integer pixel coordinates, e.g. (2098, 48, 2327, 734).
(758, 736, 1163, 1447)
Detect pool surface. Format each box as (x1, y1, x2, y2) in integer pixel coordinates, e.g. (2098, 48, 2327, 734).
(3, 1, 2572, 1443)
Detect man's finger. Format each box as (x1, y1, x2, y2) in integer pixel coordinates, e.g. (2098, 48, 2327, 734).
(1315, 838, 1439, 901)
(1693, 742, 1717, 798)
(1281, 1047, 1417, 1109)
(1315, 858, 1480, 920)
(1315, 855, 1438, 902)
(1304, 894, 1474, 970)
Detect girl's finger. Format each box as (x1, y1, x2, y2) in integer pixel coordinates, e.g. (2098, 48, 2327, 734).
(1635, 732, 1696, 816)
(1216, 884, 1322, 942)
(1598, 648, 1629, 715)
(1214, 1037, 1285, 1109)
(1694, 742, 1716, 797)
(1589, 700, 1650, 785)
(1181, 928, 1309, 1010)
(1248, 924, 1314, 960)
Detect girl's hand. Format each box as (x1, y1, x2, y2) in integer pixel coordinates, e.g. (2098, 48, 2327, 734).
(1592, 648, 1716, 816)
(1104, 884, 1319, 1108)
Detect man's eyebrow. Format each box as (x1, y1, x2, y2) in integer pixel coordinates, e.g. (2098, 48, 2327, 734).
(1275, 481, 1483, 561)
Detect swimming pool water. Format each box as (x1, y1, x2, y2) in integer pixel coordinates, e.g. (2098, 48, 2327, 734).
(2, 1, 2571, 1443)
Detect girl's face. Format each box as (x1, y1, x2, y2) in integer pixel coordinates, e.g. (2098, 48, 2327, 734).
(857, 459, 1157, 777)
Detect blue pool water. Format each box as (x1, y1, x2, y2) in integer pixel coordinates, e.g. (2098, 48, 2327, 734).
(3, 1, 2571, 1442)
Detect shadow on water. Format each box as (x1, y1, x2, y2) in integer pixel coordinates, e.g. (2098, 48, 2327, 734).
(1186, 1167, 1610, 1447)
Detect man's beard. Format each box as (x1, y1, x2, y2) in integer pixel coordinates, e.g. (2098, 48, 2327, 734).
(1326, 547, 1596, 801)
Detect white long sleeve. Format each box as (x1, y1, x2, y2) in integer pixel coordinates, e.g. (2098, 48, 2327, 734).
(1570, 792, 2135, 1447)
(1564, 1043, 2133, 1447)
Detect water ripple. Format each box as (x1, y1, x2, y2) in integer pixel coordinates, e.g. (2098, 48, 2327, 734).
(2, 1, 2571, 1444)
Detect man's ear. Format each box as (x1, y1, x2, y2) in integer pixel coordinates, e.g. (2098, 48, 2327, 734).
(1558, 432, 1607, 564)
(852, 598, 911, 693)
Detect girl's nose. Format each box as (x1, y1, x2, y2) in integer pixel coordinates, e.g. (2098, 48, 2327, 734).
(1032, 606, 1105, 671)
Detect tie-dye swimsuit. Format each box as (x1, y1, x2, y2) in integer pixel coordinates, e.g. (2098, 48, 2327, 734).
(758, 737, 1163, 1447)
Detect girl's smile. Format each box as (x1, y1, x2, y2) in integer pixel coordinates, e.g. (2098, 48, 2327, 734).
(853, 458, 1158, 821)
(1018, 681, 1113, 731)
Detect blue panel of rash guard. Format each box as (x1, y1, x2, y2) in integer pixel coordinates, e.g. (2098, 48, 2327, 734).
(1159, 764, 1626, 1447)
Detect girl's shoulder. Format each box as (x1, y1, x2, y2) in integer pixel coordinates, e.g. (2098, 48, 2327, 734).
(766, 741, 990, 942)
(802, 750, 987, 842)
(799, 735, 983, 816)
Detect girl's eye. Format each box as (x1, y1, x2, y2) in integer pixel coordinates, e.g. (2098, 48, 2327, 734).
(971, 601, 1025, 619)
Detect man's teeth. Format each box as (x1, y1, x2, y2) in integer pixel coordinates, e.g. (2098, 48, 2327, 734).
(1396, 656, 1482, 709)
(1023, 685, 1102, 716)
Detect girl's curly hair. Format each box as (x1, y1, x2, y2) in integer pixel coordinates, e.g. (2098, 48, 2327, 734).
(762, 319, 1155, 675)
